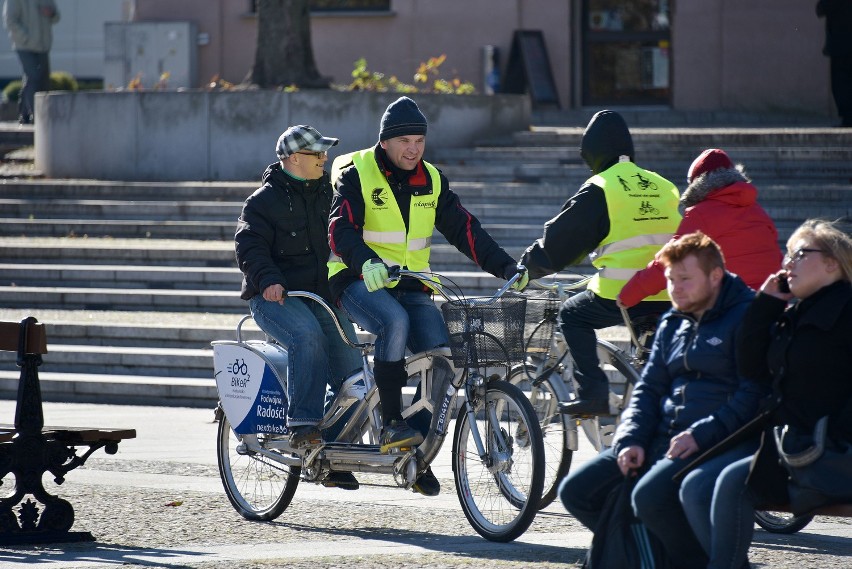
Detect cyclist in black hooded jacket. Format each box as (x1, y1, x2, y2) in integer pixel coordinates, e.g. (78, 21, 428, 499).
(520, 110, 681, 416)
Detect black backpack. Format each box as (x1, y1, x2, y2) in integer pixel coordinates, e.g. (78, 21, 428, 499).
(583, 476, 673, 569)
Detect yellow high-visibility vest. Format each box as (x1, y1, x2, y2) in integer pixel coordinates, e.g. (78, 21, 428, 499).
(587, 161, 681, 300)
(328, 148, 441, 282)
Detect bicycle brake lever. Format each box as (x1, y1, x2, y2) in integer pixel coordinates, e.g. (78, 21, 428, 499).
(385, 265, 402, 285)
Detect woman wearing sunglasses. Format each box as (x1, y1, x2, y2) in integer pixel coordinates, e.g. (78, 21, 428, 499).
(681, 218, 852, 568)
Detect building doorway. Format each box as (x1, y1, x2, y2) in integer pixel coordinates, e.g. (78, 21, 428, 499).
(581, 0, 672, 106)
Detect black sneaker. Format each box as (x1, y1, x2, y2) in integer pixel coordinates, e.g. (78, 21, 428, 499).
(321, 471, 359, 491)
(558, 398, 611, 416)
(379, 419, 424, 454)
(288, 424, 322, 448)
(411, 466, 440, 497)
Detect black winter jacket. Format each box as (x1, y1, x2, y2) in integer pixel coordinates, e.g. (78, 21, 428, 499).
(520, 110, 672, 280)
(613, 274, 767, 455)
(327, 144, 515, 301)
(235, 163, 335, 302)
(737, 281, 852, 504)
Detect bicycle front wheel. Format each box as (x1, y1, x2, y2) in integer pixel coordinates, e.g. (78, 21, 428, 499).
(217, 412, 300, 521)
(452, 380, 545, 542)
(506, 363, 571, 510)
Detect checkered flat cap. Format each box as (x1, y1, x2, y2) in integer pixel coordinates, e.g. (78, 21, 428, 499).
(276, 125, 339, 158)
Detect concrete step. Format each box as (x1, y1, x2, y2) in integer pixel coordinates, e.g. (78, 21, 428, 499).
(0, 178, 254, 200)
(0, 263, 243, 290)
(0, 198, 243, 220)
(437, 161, 852, 184)
(0, 342, 214, 378)
(0, 237, 237, 267)
(527, 109, 834, 129)
(511, 127, 852, 148)
(0, 369, 217, 406)
(0, 218, 238, 239)
(435, 145, 852, 165)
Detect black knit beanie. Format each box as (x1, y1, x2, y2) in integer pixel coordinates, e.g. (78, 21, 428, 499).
(379, 96, 428, 141)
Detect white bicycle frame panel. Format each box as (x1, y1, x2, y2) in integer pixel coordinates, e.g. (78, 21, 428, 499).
(212, 340, 289, 436)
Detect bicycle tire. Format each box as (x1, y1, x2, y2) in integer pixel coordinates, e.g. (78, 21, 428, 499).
(216, 412, 300, 521)
(506, 362, 571, 510)
(754, 510, 814, 534)
(452, 379, 545, 542)
(579, 340, 641, 451)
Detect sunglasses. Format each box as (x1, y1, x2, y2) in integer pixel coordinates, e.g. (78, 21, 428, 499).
(783, 248, 825, 265)
(296, 150, 327, 159)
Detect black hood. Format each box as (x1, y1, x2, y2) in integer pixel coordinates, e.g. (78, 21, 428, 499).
(580, 110, 635, 174)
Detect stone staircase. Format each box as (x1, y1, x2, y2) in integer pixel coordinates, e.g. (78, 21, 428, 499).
(0, 120, 850, 406)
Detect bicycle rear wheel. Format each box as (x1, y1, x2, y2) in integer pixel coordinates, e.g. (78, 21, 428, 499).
(506, 363, 571, 510)
(452, 379, 545, 542)
(216, 412, 300, 521)
(754, 510, 814, 534)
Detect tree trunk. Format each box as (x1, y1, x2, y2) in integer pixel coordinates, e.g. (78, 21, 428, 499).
(248, 0, 330, 89)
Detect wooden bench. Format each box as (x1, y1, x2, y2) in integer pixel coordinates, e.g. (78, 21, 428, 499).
(0, 317, 136, 545)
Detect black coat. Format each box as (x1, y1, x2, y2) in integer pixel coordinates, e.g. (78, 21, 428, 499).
(235, 163, 335, 302)
(736, 280, 852, 503)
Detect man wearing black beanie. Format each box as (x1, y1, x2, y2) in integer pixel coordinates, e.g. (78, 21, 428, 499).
(327, 96, 528, 497)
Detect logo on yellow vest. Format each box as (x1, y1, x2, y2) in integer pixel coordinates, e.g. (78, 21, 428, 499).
(371, 188, 387, 206)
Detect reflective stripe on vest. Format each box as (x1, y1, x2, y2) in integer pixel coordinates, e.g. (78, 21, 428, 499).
(586, 161, 681, 300)
(327, 148, 441, 282)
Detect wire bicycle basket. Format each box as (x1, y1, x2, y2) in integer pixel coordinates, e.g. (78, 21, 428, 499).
(441, 294, 527, 368)
(521, 289, 561, 357)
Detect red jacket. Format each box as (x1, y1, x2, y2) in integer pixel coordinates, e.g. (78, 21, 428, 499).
(620, 170, 782, 307)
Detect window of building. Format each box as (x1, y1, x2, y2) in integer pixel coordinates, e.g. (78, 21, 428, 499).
(582, 0, 671, 105)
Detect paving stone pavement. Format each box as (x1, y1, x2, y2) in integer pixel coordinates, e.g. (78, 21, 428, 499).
(0, 401, 849, 568)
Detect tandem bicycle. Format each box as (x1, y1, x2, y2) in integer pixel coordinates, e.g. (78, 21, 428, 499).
(212, 268, 545, 542)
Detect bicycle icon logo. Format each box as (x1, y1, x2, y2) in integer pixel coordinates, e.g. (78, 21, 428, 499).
(229, 358, 249, 377)
(632, 173, 658, 191)
(638, 201, 660, 216)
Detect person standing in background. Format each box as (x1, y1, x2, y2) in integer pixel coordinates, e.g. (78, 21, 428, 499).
(817, 0, 852, 127)
(2, 0, 59, 125)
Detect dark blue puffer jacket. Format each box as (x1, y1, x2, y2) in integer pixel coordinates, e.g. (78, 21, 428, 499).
(613, 273, 768, 455)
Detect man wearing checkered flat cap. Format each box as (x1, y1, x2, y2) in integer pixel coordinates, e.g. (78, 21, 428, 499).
(234, 125, 362, 490)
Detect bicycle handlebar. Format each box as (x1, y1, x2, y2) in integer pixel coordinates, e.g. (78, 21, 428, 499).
(386, 265, 524, 304)
(526, 275, 651, 355)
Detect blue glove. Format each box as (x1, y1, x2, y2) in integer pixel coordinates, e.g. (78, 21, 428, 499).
(362, 259, 389, 292)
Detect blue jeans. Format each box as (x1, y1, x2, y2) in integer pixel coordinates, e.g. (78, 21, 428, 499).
(679, 440, 760, 564)
(704, 455, 756, 569)
(560, 289, 668, 400)
(250, 296, 361, 426)
(559, 437, 708, 569)
(340, 282, 448, 432)
(339, 282, 449, 362)
(16, 50, 49, 121)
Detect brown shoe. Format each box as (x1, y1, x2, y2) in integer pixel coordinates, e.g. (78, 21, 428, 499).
(288, 424, 322, 448)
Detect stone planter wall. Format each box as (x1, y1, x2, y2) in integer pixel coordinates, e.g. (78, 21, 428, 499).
(35, 90, 530, 181)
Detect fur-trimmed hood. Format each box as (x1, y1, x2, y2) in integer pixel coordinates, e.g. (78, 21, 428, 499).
(681, 165, 752, 208)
